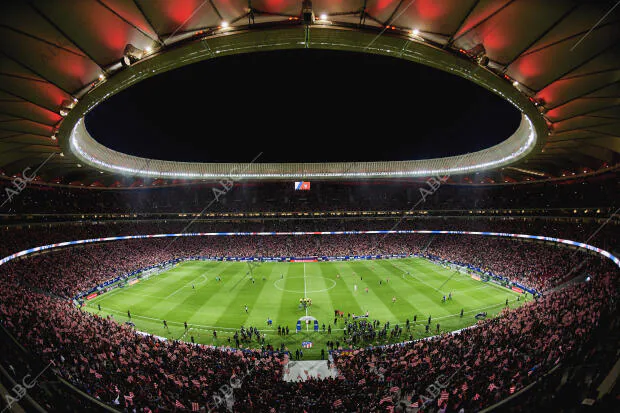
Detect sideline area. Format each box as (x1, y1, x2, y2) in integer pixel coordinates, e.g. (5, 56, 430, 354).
(282, 360, 339, 382)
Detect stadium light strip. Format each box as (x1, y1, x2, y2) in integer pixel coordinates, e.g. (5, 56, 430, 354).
(1, 230, 618, 268)
(70, 117, 536, 179)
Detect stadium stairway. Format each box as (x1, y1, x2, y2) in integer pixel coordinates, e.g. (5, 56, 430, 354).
(282, 360, 338, 382)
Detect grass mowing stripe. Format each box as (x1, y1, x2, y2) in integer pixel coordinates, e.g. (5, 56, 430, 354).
(93, 306, 276, 331)
(390, 259, 496, 319)
(356, 260, 416, 323)
(397, 259, 520, 300)
(275, 263, 299, 333)
(313, 263, 336, 329)
(187, 263, 246, 326)
(92, 297, 523, 333)
(400, 265, 446, 294)
(245, 263, 282, 328)
(333, 261, 367, 315)
(153, 262, 229, 318)
(165, 267, 213, 298)
(371, 260, 436, 320)
(83, 258, 527, 359)
(214, 265, 269, 328)
(303, 263, 308, 316)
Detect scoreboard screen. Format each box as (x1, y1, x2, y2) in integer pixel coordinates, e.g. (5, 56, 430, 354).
(294, 181, 311, 191)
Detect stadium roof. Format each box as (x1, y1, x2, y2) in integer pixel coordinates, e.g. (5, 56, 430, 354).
(0, 0, 618, 187)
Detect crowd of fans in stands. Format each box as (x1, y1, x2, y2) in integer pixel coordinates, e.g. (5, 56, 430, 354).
(1, 231, 614, 298)
(0, 237, 616, 411)
(1, 164, 617, 411)
(0, 278, 284, 412)
(2, 216, 617, 263)
(0, 221, 617, 412)
(329, 272, 616, 412)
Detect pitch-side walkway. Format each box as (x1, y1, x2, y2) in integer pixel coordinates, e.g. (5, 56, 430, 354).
(282, 360, 339, 382)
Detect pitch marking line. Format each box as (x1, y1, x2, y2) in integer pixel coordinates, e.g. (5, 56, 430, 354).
(93, 298, 523, 342)
(194, 273, 209, 288)
(303, 262, 308, 317)
(403, 271, 445, 294)
(127, 292, 169, 300)
(395, 261, 523, 297)
(432, 298, 522, 321)
(178, 327, 193, 341)
(87, 285, 124, 303)
(96, 306, 276, 332)
(166, 269, 212, 299)
(86, 263, 194, 303)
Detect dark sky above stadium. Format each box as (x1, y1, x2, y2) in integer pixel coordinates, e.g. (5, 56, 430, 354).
(86, 49, 521, 163)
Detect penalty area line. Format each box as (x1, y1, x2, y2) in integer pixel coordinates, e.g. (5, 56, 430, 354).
(166, 269, 213, 299)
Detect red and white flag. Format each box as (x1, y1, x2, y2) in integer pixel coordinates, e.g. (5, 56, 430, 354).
(294, 181, 311, 191)
(191, 402, 200, 411)
(333, 399, 343, 407)
(379, 395, 392, 405)
(438, 390, 449, 406)
(175, 400, 186, 409)
(123, 395, 133, 406)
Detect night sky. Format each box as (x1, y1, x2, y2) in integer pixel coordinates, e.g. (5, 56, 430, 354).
(85, 49, 521, 163)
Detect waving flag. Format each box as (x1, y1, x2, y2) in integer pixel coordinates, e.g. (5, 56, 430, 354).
(379, 395, 393, 405)
(123, 395, 133, 406)
(438, 390, 449, 405)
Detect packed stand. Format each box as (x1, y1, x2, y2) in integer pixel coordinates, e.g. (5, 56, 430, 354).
(1, 216, 617, 262)
(0, 250, 616, 412)
(1, 175, 616, 214)
(1, 233, 614, 298)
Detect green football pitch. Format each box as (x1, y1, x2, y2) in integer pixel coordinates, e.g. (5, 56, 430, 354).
(84, 258, 526, 359)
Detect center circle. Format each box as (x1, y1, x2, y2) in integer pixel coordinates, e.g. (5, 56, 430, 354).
(273, 276, 337, 294)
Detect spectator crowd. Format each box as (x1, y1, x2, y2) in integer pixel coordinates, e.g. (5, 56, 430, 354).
(0, 226, 617, 412)
(2, 231, 614, 298)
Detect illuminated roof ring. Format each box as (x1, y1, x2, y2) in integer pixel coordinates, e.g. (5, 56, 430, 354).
(61, 27, 547, 180)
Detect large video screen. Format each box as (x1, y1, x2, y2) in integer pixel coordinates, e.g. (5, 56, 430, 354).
(294, 181, 311, 190)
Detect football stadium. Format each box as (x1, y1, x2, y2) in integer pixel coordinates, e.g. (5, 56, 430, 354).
(0, 1, 619, 413)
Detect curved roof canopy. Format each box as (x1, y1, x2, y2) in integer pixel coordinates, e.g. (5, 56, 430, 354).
(0, 0, 618, 186)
